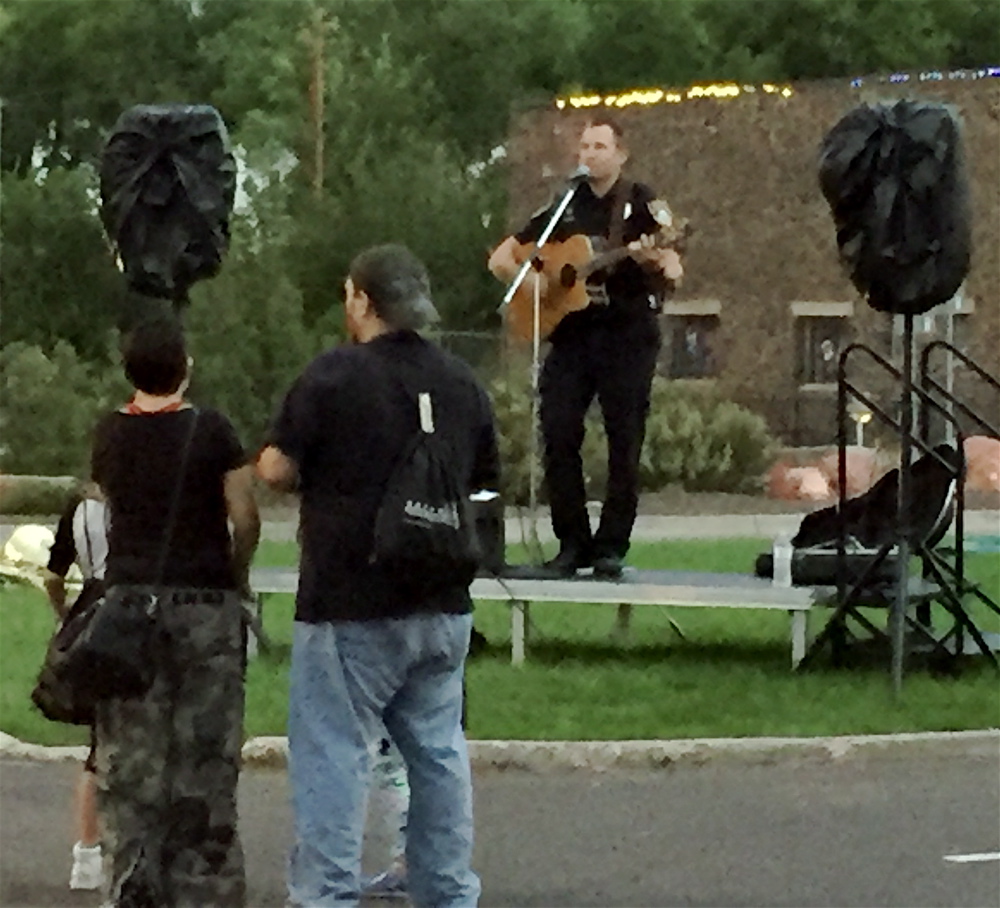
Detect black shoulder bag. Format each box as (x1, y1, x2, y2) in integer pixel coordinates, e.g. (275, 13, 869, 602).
(31, 410, 199, 725)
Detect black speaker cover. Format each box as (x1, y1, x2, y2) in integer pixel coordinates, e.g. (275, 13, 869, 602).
(818, 100, 970, 315)
(100, 105, 236, 302)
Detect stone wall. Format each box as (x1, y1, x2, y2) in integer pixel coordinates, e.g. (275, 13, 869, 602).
(502, 76, 1000, 445)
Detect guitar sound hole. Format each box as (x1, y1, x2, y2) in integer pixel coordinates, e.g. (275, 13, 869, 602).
(560, 264, 577, 288)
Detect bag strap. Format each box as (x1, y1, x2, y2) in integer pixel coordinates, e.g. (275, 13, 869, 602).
(371, 351, 436, 439)
(151, 408, 199, 586)
(80, 500, 95, 579)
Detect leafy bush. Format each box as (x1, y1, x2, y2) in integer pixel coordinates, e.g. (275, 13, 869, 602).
(641, 380, 776, 493)
(488, 369, 776, 504)
(0, 475, 78, 515)
(0, 341, 126, 477)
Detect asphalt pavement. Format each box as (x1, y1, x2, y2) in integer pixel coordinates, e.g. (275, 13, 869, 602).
(3, 508, 998, 906)
(2, 743, 999, 907)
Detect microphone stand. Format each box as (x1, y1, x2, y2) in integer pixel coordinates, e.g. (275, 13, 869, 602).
(498, 175, 586, 312)
(498, 173, 588, 563)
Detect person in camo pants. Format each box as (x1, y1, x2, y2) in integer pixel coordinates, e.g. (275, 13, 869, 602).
(91, 316, 259, 907)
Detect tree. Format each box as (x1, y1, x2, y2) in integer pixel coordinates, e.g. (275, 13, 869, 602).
(696, 0, 998, 83)
(0, 167, 122, 360)
(0, 0, 223, 174)
(568, 1, 720, 92)
(358, 0, 589, 158)
(4, 0, 997, 368)
(182, 179, 325, 448)
(0, 341, 124, 475)
(270, 22, 503, 330)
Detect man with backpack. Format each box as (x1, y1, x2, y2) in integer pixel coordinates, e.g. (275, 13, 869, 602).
(257, 244, 498, 908)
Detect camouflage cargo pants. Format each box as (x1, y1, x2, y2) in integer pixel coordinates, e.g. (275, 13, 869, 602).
(94, 590, 247, 908)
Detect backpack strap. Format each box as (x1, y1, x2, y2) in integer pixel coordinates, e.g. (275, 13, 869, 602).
(418, 392, 435, 434)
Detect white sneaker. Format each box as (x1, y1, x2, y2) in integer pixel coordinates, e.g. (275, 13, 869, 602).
(70, 841, 104, 890)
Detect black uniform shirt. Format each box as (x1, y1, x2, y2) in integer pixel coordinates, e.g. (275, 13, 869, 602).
(515, 178, 666, 333)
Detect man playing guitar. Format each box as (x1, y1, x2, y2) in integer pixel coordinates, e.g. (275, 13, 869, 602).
(488, 117, 683, 578)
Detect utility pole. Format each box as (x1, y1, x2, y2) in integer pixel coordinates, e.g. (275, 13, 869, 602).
(308, 4, 325, 196)
(0, 99, 5, 297)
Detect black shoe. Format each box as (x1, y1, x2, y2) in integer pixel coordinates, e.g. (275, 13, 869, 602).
(537, 547, 591, 579)
(592, 554, 625, 579)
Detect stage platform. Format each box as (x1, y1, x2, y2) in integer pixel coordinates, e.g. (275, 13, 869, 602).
(249, 566, 818, 668)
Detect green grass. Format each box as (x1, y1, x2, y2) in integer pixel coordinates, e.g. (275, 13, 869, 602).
(3, 539, 998, 745)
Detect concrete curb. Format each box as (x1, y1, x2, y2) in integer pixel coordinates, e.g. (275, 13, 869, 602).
(4, 730, 997, 772)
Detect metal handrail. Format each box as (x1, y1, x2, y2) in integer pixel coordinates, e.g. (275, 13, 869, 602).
(918, 340, 1000, 441)
(823, 339, 966, 686)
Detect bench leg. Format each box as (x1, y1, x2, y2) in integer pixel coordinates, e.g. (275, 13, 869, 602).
(790, 610, 807, 668)
(244, 593, 274, 658)
(612, 603, 632, 643)
(511, 600, 529, 666)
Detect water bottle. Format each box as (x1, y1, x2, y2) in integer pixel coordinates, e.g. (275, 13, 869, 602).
(366, 738, 409, 869)
(773, 533, 794, 587)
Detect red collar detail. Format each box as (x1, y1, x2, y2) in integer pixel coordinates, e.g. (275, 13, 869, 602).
(123, 396, 186, 415)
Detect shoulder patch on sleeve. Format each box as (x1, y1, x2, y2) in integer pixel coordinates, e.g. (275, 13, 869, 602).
(648, 199, 674, 228)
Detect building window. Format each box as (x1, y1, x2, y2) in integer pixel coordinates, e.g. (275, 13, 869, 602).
(796, 316, 848, 385)
(952, 313, 972, 355)
(890, 290, 975, 360)
(668, 315, 720, 378)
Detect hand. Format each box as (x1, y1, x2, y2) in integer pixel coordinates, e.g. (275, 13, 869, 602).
(629, 238, 683, 281)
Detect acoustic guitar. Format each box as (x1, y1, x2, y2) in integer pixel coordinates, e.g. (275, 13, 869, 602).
(504, 218, 690, 343)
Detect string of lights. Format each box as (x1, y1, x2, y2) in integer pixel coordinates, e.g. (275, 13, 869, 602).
(554, 66, 999, 111)
(851, 65, 1000, 87)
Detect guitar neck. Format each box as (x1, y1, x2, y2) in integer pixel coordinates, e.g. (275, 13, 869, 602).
(579, 245, 634, 280)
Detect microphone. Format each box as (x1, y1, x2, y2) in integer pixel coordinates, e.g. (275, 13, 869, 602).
(567, 164, 591, 184)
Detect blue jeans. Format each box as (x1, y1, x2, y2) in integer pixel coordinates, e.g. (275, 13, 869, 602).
(286, 613, 480, 908)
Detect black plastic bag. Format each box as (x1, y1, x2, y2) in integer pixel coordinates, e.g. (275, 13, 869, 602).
(100, 105, 236, 302)
(818, 100, 970, 315)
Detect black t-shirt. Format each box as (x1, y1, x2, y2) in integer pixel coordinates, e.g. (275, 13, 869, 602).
(515, 178, 666, 339)
(270, 330, 499, 624)
(47, 493, 84, 577)
(92, 408, 246, 589)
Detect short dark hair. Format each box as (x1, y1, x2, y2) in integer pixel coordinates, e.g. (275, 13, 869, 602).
(585, 116, 626, 147)
(122, 316, 188, 394)
(348, 244, 439, 330)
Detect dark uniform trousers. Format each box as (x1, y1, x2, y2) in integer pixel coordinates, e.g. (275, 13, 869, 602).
(540, 311, 661, 558)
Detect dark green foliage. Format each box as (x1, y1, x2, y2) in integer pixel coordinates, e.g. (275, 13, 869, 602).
(1, 0, 995, 470)
(0, 475, 77, 515)
(0, 341, 127, 476)
(0, 168, 123, 360)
